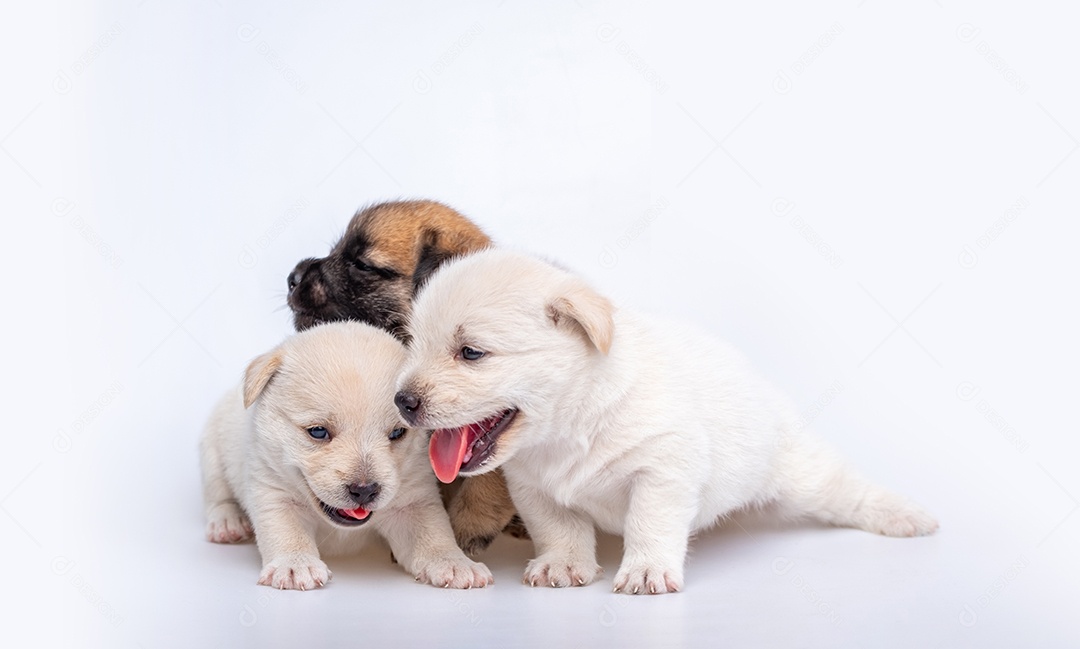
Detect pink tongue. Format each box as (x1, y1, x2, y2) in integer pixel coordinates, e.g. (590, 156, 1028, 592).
(340, 506, 369, 520)
(429, 427, 469, 484)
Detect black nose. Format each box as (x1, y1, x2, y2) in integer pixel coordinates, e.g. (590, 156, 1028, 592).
(347, 482, 381, 506)
(395, 390, 421, 415)
(287, 258, 317, 294)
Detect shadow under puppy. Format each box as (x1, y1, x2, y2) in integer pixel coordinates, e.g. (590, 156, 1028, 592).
(395, 249, 939, 595)
(200, 321, 492, 590)
(285, 199, 523, 555)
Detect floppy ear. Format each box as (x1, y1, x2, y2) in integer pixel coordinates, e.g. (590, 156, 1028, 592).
(412, 230, 454, 294)
(548, 279, 615, 354)
(243, 349, 283, 408)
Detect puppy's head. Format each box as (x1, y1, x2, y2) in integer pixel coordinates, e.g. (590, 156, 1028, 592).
(394, 250, 614, 483)
(244, 321, 423, 529)
(286, 200, 491, 341)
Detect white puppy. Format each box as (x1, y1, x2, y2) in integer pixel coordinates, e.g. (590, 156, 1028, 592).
(395, 250, 938, 595)
(200, 321, 492, 590)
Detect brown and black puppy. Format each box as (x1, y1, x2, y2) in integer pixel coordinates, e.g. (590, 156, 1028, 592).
(287, 200, 487, 340)
(286, 199, 524, 555)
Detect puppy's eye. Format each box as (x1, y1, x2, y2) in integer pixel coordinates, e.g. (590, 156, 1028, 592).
(460, 346, 485, 361)
(307, 426, 329, 440)
(349, 258, 375, 272)
(389, 427, 407, 441)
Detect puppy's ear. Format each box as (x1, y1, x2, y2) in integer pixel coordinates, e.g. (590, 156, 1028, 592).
(243, 350, 283, 408)
(412, 230, 454, 294)
(548, 279, 615, 354)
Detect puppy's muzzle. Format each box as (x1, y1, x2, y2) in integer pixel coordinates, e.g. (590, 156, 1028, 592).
(287, 258, 324, 306)
(286, 258, 309, 295)
(394, 390, 422, 425)
(347, 482, 381, 507)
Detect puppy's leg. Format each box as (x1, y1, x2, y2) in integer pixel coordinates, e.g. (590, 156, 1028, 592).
(199, 435, 252, 544)
(503, 514, 530, 539)
(448, 470, 520, 556)
(514, 484, 602, 588)
(612, 474, 695, 595)
(249, 499, 331, 590)
(379, 497, 493, 589)
(775, 437, 939, 537)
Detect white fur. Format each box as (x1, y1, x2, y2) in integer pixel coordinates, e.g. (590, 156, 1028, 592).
(397, 250, 938, 595)
(200, 321, 492, 590)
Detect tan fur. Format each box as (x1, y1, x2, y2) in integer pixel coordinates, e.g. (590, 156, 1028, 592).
(242, 350, 281, 408)
(548, 279, 615, 355)
(354, 200, 492, 274)
(447, 472, 520, 555)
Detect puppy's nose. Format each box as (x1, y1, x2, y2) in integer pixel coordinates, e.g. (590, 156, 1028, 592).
(395, 390, 421, 420)
(347, 482, 381, 506)
(287, 258, 317, 295)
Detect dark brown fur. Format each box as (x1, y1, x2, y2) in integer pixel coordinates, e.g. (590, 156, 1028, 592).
(286, 200, 523, 554)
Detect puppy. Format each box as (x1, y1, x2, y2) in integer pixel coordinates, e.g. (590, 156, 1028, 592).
(395, 249, 939, 595)
(286, 199, 490, 339)
(200, 321, 492, 590)
(285, 199, 522, 555)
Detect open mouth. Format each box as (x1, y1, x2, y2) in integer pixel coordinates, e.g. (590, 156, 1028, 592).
(429, 409, 518, 483)
(319, 500, 372, 527)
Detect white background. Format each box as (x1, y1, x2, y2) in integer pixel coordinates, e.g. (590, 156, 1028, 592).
(3, 0, 1078, 647)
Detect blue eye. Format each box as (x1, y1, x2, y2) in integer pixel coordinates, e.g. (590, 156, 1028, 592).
(308, 426, 329, 440)
(389, 427, 407, 441)
(461, 346, 484, 361)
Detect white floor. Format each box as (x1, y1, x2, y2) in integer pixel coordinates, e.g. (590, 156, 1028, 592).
(4, 0, 1079, 647)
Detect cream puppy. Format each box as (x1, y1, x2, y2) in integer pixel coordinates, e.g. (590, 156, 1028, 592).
(395, 250, 938, 595)
(200, 321, 492, 590)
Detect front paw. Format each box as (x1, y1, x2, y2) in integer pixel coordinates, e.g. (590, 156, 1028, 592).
(522, 554, 602, 588)
(206, 502, 253, 543)
(414, 556, 493, 589)
(258, 555, 331, 591)
(612, 561, 683, 595)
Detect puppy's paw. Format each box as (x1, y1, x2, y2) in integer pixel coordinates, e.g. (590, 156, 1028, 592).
(612, 562, 683, 595)
(414, 556, 493, 589)
(522, 555, 601, 588)
(206, 502, 253, 543)
(449, 474, 517, 557)
(258, 555, 331, 591)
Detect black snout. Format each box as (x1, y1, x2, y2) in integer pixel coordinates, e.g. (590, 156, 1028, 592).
(287, 257, 319, 295)
(395, 390, 421, 423)
(347, 482, 381, 506)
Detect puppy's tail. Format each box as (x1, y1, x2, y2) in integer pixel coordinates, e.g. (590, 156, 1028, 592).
(771, 436, 938, 537)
